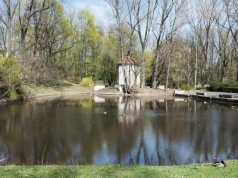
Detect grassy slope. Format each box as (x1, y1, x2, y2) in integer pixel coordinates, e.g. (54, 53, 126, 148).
(22, 80, 93, 98)
(0, 160, 237, 178)
(22, 81, 171, 99)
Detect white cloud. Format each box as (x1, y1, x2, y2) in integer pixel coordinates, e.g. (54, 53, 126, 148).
(68, 0, 109, 26)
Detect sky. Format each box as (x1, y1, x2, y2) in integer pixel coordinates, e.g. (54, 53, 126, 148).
(66, 0, 110, 26)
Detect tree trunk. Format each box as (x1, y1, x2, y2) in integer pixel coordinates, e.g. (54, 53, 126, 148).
(165, 55, 170, 90)
(152, 51, 159, 88)
(119, 34, 124, 59)
(141, 50, 145, 88)
(236, 63, 238, 82)
(220, 64, 225, 82)
(6, 21, 11, 57)
(194, 43, 198, 90)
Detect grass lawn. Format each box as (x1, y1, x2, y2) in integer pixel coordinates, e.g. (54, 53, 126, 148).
(0, 160, 237, 178)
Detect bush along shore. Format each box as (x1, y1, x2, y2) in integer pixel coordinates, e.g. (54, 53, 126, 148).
(0, 160, 238, 178)
(207, 82, 238, 93)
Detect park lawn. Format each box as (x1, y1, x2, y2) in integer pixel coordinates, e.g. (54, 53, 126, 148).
(0, 160, 237, 178)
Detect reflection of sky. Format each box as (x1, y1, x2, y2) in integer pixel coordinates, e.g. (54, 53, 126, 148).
(94, 142, 117, 165)
(1, 97, 238, 166)
(129, 126, 157, 165)
(103, 124, 198, 166)
(62, 100, 238, 165)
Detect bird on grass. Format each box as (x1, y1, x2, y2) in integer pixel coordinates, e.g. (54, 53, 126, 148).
(212, 160, 226, 167)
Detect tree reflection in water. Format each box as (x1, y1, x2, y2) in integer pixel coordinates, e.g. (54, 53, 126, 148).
(0, 95, 237, 165)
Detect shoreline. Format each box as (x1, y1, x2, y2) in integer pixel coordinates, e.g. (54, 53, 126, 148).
(1, 82, 238, 105)
(0, 92, 93, 104)
(0, 85, 173, 104)
(2, 89, 238, 105)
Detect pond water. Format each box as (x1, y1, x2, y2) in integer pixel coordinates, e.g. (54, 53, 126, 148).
(0, 95, 238, 166)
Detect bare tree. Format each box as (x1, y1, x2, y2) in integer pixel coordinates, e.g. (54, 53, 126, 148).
(0, 0, 19, 57)
(130, 0, 157, 88)
(223, 0, 238, 81)
(187, 0, 218, 85)
(124, 0, 137, 51)
(18, 0, 55, 55)
(213, 23, 232, 82)
(16, 0, 61, 84)
(105, 0, 126, 59)
(152, 0, 186, 88)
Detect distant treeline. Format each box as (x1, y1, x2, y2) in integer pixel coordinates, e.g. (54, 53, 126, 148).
(1, 0, 238, 98)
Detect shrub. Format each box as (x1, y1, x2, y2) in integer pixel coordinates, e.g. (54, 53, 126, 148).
(181, 84, 192, 91)
(0, 57, 22, 99)
(0, 57, 21, 85)
(207, 82, 238, 93)
(9, 89, 18, 100)
(80, 77, 94, 87)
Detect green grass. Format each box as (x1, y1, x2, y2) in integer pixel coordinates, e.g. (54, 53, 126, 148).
(0, 160, 237, 178)
(21, 80, 93, 98)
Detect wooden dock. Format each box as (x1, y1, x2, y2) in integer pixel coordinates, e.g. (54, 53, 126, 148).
(173, 91, 238, 104)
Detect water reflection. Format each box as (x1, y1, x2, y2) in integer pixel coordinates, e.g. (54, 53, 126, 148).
(0, 95, 237, 165)
(117, 97, 140, 125)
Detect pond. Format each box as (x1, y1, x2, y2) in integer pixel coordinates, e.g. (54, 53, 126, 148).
(0, 95, 238, 166)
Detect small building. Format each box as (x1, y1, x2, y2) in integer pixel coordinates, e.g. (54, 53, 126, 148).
(116, 55, 140, 91)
